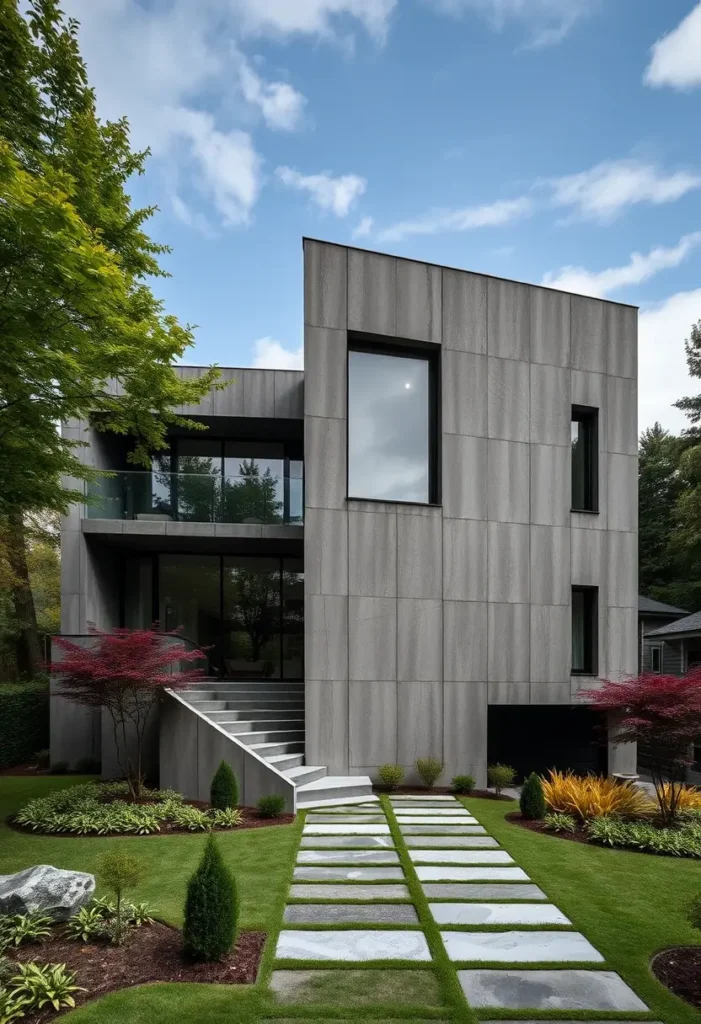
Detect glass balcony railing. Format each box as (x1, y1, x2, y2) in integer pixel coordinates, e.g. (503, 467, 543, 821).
(85, 470, 303, 525)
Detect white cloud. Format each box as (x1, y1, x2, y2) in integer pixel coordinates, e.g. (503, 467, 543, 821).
(232, 0, 397, 42)
(239, 57, 307, 130)
(639, 290, 701, 432)
(276, 167, 367, 216)
(645, 2, 701, 91)
(376, 196, 532, 243)
(353, 215, 374, 238)
(545, 159, 701, 223)
(542, 231, 701, 298)
(427, 0, 590, 47)
(251, 337, 304, 369)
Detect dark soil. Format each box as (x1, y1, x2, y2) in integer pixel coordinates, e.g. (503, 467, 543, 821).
(0, 762, 49, 777)
(374, 785, 514, 801)
(7, 923, 265, 1023)
(652, 946, 701, 1010)
(506, 811, 592, 845)
(8, 804, 294, 838)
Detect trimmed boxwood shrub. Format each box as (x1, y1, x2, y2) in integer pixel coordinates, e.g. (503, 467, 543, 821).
(0, 681, 49, 768)
(210, 760, 239, 809)
(520, 772, 546, 820)
(183, 834, 238, 960)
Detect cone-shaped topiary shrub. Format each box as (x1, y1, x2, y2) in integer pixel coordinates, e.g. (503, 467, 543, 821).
(210, 761, 239, 810)
(520, 772, 546, 820)
(183, 834, 237, 960)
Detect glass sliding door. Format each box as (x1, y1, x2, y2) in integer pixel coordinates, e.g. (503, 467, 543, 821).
(159, 555, 221, 675)
(222, 557, 282, 679)
(282, 559, 304, 679)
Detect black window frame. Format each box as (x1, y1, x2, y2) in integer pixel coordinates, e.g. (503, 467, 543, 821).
(571, 405, 599, 513)
(346, 333, 441, 506)
(572, 585, 598, 675)
(650, 645, 663, 674)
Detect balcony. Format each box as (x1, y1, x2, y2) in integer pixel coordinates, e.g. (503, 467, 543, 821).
(85, 469, 303, 525)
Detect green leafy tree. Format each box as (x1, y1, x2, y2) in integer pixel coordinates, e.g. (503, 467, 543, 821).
(98, 851, 146, 945)
(670, 321, 701, 610)
(0, 1, 230, 672)
(638, 424, 686, 605)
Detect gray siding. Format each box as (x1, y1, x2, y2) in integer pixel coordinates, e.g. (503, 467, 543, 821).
(303, 240, 638, 786)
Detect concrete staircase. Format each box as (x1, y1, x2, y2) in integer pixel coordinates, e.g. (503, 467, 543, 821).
(178, 680, 374, 810)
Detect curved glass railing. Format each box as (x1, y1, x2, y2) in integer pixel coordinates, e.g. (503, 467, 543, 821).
(85, 471, 303, 525)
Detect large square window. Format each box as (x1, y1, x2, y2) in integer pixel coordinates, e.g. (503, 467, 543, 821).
(348, 345, 437, 503)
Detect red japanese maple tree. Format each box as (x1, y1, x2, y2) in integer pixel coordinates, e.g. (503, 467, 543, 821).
(580, 672, 701, 824)
(52, 627, 206, 797)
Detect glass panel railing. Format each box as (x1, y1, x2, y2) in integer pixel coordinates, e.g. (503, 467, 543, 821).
(86, 471, 304, 525)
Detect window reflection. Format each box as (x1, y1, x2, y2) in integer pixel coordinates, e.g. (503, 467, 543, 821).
(348, 350, 431, 502)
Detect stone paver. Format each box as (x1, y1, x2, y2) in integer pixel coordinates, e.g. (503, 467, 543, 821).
(293, 866, 405, 881)
(300, 835, 395, 849)
(415, 866, 530, 882)
(392, 807, 473, 816)
(289, 883, 410, 900)
(429, 903, 570, 925)
(442, 930, 603, 963)
(391, 795, 457, 801)
(305, 815, 388, 824)
(409, 849, 514, 865)
(396, 816, 478, 825)
(400, 825, 487, 835)
(458, 970, 649, 1010)
(276, 929, 432, 962)
(284, 903, 419, 924)
(269, 969, 443, 1006)
(303, 824, 391, 835)
(404, 835, 497, 848)
(422, 883, 547, 900)
(297, 850, 400, 865)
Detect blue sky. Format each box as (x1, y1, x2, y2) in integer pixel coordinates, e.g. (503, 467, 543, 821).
(64, 0, 701, 431)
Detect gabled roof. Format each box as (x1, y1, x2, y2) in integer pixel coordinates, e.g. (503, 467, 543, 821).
(638, 595, 689, 616)
(646, 610, 701, 638)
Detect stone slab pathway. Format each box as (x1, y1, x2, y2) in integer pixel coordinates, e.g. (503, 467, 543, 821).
(270, 793, 651, 1020)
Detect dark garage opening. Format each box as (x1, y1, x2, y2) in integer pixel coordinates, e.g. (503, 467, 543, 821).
(487, 705, 608, 781)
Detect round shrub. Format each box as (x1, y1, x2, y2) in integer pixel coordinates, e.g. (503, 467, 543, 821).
(520, 772, 546, 820)
(210, 761, 239, 810)
(257, 794, 286, 818)
(416, 757, 443, 789)
(487, 763, 516, 796)
(378, 764, 405, 790)
(183, 834, 237, 961)
(451, 775, 476, 795)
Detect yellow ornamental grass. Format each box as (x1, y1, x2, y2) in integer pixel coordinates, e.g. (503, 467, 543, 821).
(659, 782, 701, 811)
(541, 770, 653, 821)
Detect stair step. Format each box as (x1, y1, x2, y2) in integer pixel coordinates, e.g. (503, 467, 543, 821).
(266, 753, 305, 770)
(296, 775, 374, 809)
(227, 728, 305, 744)
(217, 721, 303, 736)
(297, 793, 381, 810)
(205, 710, 305, 723)
(284, 765, 328, 785)
(249, 740, 305, 756)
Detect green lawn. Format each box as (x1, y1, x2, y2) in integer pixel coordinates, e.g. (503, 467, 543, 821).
(469, 796, 701, 1024)
(0, 777, 300, 931)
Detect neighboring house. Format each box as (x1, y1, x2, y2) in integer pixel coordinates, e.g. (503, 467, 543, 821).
(638, 595, 688, 675)
(51, 239, 639, 807)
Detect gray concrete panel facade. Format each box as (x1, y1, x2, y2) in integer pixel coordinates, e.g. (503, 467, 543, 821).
(303, 240, 638, 786)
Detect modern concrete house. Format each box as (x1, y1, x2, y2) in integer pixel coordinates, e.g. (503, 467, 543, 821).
(51, 239, 639, 808)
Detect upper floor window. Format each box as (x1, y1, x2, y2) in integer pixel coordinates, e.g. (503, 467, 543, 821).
(571, 406, 598, 512)
(348, 342, 438, 504)
(572, 586, 597, 675)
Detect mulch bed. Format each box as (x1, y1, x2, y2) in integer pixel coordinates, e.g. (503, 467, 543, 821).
(374, 785, 514, 801)
(7, 923, 265, 1022)
(506, 811, 592, 845)
(8, 804, 294, 838)
(652, 947, 701, 1010)
(0, 762, 49, 777)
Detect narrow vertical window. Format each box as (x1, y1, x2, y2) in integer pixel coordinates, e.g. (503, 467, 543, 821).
(572, 586, 597, 674)
(650, 646, 663, 674)
(571, 407, 598, 512)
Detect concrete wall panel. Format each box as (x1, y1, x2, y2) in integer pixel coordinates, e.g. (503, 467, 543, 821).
(488, 522, 530, 603)
(397, 599, 442, 681)
(398, 681, 443, 773)
(530, 604, 570, 683)
(487, 440, 530, 524)
(443, 681, 487, 787)
(349, 596, 397, 681)
(442, 435, 488, 519)
(571, 296, 608, 373)
(442, 269, 487, 354)
(443, 601, 487, 682)
(305, 595, 348, 680)
(304, 239, 347, 330)
(530, 287, 570, 368)
(305, 508, 348, 596)
(443, 518, 487, 602)
(305, 680, 349, 774)
(349, 680, 397, 768)
(607, 304, 637, 380)
(305, 416, 346, 510)
(530, 526, 570, 605)
(442, 351, 488, 436)
(530, 363, 570, 446)
(396, 259, 441, 343)
(487, 357, 530, 442)
(608, 454, 638, 532)
(348, 249, 396, 336)
(607, 375, 638, 455)
(398, 512, 443, 599)
(488, 603, 530, 682)
(349, 510, 397, 597)
(606, 531, 637, 609)
(530, 444, 569, 526)
(304, 327, 346, 420)
(488, 278, 530, 361)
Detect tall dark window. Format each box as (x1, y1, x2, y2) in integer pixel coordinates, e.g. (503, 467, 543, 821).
(650, 646, 663, 674)
(348, 342, 438, 503)
(572, 586, 597, 675)
(571, 407, 598, 512)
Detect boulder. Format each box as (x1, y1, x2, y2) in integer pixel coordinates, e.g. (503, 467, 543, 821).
(0, 865, 95, 921)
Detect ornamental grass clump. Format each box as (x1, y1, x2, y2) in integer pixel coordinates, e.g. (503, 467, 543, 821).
(183, 834, 237, 961)
(378, 764, 405, 790)
(416, 757, 443, 789)
(541, 769, 651, 821)
(520, 772, 546, 820)
(210, 761, 239, 810)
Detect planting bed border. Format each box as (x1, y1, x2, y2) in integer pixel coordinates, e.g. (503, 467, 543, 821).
(7, 806, 294, 838)
(506, 810, 701, 858)
(651, 946, 701, 1011)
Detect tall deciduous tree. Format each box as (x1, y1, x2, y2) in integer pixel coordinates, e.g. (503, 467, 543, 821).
(0, 1, 229, 672)
(638, 424, 686, 605)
